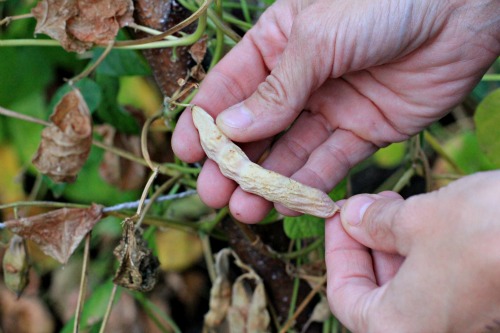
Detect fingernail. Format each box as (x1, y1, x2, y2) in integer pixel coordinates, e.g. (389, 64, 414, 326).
(217, 103, 253, 129)
(342, 195, 375, 226)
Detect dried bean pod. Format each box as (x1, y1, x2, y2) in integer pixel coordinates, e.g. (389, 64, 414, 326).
(192, 106, 339, 218)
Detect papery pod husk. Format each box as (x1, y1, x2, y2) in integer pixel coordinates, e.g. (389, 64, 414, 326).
(247, 282, 270, 333)
(227, 277, 251, 333)
(204, 249, 232, 328)
(2, 235, 30, 297)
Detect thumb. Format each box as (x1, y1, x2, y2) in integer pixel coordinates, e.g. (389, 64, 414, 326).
(340, 192, 416, 256)
(216, 24, 331, 142)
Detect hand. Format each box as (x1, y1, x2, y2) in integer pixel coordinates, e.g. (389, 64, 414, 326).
(326, 171, 500, 333)
(172, 0, 500, 223)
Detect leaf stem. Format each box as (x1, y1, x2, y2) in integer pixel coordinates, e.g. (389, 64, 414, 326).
(279, 275, 327, 333)
(0, 106, 50, 126)
(481, 74, 500, 81)
(136, 175, 182, 228)
(98, 283, 118, 333)
(423, 131, 465, 175)
(115, 0, 211, 47)
(74, 232, 91, 333)
(68, 41, 115, 84)
(0, 13, 34, 26)
(209, 0, 225, 69)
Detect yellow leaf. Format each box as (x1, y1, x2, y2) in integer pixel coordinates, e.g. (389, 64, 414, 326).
(155, 229, 203, 272)
(0, 144, 25, 205)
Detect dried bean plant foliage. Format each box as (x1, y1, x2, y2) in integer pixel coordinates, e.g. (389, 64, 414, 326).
(188, 35, 207, 81)
(3, 204, 103, 264)
(96, 125, 146, 190)
(32, 89, 92, 183)
(113, 218, 160, 292)
(132, 0, 199, 96)
(32, 0, 134, 53)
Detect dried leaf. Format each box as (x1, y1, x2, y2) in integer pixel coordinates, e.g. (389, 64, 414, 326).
(3, 204, 103, 264)
(32, 0, 134, 53)
(113, 218, 159, 292)
(95, 125, 146, 190)
(189, 36, 207, 81)
(32, 89, 92, 183)
(2, 235, 30, 297)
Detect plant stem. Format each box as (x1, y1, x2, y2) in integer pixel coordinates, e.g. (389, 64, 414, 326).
(209, 0, 225, 69)
(115, 0, 211, 47)
(423, 131, 465, 175)
(74, 232, 91, 333)
(392, 167, 415, 193)
(136, 175, 182, 228)
(239, 0, 252, 23)
(0, 106, 50, 126)
(0, 12, 34, 26)
(280, 275, 327, 333)
(276, 238, 324, 260)
(98, 283, 118, 333)
(200, 232, 217, 283)
(68, 41, 114, 84)
(288, 242, 302, 328)
(482, 74, 500, 81)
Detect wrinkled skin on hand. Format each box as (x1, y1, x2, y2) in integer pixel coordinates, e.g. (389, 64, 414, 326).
(172, 0, 500, 223)
(327, 171, 500, 333)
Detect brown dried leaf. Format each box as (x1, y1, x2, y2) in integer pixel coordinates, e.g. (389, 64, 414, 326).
(189, 36, 207, 82)
(96, 125, 146, 190)
(32, 0, 134, 53)
(113, 218, 160, 292)
(32, 89, 92, 183)
(3, 204, 103, 264)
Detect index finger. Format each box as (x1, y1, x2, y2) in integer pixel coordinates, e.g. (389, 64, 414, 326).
(172, 17, 288, 162)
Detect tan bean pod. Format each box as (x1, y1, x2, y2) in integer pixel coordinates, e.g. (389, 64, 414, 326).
(192, 106, 339, 218)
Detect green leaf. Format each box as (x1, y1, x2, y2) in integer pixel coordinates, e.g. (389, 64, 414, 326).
(328, 177, 347, 201)
(283, 179, 347, 239)
(373, 142, 406, 169)
(284, 214, 324, 240)
(95, 49, 151, 77)
(49, 78, 102, 113)
(95, 75, 140, 134)
(62, 145, 140, 205)
(475, 88, 500, 167)
(61, 280, 121, 333)
(42, 175, 67, 198)
(5, 93, 46, 167)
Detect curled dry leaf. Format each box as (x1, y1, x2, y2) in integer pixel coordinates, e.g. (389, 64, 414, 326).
(2, 235, 30, 297)
(32, 0, 134, 53)
(3, 204, 103, 264)
(192, 106, 339, 218)
(95, 125, 146, 190)
(188, 36, 207, 82)
(32, 89, 92, 183)
(113, 218, 160, 292)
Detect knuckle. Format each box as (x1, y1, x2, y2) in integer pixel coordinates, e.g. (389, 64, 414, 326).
(280, 136, 309, 165)
(255, 74, 290, 109)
